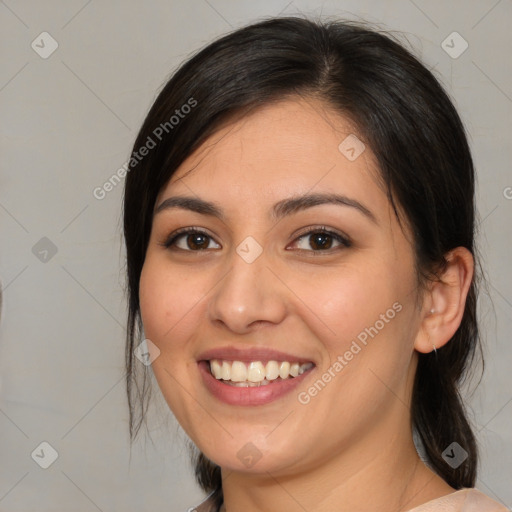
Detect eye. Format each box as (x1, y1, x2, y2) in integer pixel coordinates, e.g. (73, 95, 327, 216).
(162, 228, 221, 251)
(161, 226, 350, 253)
(288, 226, 351, 253)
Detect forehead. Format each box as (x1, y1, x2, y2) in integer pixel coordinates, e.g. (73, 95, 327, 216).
(159, 97, 387, 216)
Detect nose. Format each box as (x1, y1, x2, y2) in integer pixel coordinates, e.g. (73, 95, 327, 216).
(207, 246, 287, 334)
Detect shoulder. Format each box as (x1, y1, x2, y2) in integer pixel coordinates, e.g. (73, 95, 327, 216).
(407, 487, 509, 511)
(186, 491, 218, 512)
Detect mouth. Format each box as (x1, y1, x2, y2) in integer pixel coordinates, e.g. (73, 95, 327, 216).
(197, 351, 316, 406)
(207, 359, 315, 387)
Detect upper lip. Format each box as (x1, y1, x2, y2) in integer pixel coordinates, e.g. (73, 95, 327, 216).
(197, 346, 315, 364)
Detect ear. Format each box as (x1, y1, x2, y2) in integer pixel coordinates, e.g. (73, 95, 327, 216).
(414, 247, 474, 354)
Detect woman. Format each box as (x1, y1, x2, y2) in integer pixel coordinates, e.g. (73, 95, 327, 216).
(123, 16, 507, 512)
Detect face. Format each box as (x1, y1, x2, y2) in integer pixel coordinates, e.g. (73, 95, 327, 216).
(139, 97, 424, 476)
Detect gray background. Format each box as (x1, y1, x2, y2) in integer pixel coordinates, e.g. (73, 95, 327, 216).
(0, 1, 511, 511)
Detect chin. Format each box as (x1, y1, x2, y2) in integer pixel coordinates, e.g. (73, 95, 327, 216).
(197, 434, 304, 476)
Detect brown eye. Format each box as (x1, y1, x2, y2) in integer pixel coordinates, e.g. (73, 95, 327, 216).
(184, 233, 210, 250)
(163, 229, 221, 251)
(290, 228, 351, 252)
(308, 232, 334, 250)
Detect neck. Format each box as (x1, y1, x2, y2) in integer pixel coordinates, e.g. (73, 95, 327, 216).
(219, 413, 454, 512)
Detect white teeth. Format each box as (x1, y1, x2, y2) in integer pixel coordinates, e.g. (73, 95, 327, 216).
(221, 361, 231, 380)
(209, 359, 313, 383)
(279, 361, 290, 379)
(265, 360, 280, 380)
(301, 362, 314, 373)
(227, 380, 271, 388)
(230, 361, 247, 382)
(247, 362, 265, 382)
(210, 360, 222, 379)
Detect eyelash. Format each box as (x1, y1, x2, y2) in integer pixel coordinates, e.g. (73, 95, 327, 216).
(160, 226, 351, 254)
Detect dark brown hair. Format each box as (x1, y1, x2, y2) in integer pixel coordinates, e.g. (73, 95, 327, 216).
(123, 16, 483, 508)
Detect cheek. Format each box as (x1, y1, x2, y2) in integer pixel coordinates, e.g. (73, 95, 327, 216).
(139, 259, 187, 342)
(139, 263, 165, 338)
(139, 256, 216, 355)
(298, 262, 406, 342)
(138, 259, 201, 419)
(296, 260, 416, 401)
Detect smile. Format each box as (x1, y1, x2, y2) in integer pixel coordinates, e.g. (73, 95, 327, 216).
(208, 359, 315, 387)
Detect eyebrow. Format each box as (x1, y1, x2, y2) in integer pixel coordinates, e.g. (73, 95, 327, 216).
(154, 193, 377, 224)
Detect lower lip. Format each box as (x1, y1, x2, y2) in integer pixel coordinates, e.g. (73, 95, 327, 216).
(198, 361, 314, 406)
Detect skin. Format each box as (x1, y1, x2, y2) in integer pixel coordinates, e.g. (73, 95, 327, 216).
(139, 97, 474, 512)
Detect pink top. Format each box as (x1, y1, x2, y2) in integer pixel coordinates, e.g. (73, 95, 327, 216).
(191, 488, 508, 511)
(406, 488, 508, 511)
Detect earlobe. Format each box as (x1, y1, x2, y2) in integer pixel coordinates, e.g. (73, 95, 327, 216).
(414, 247, 474, 354)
